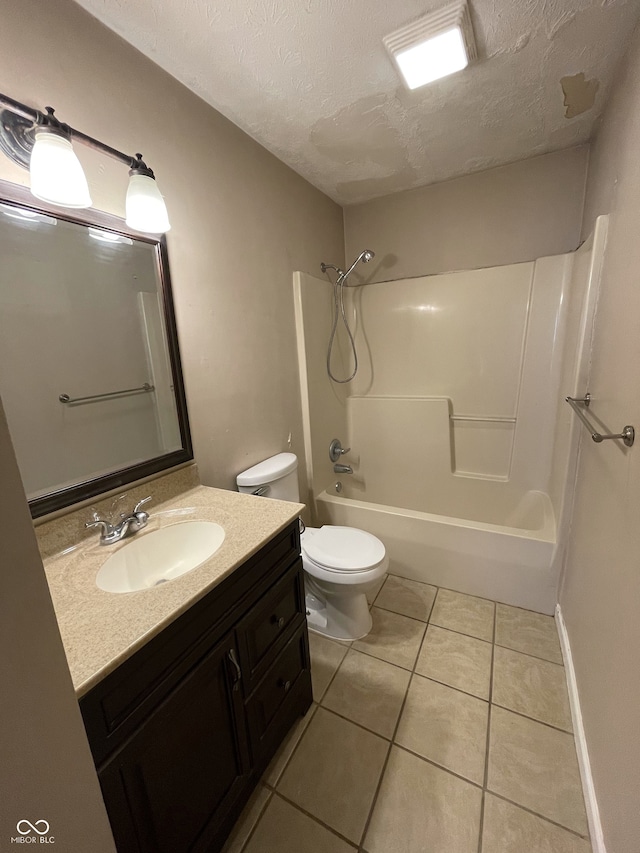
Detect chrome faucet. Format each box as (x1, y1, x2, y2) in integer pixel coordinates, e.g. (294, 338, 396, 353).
(85, 496, 152, 545)
(333, 463, 353, 474)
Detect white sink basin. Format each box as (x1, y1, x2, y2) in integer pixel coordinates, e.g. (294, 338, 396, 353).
(96, 521, 225, 593)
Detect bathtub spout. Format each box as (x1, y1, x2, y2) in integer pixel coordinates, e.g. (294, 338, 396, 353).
(333, 463, 353, 474)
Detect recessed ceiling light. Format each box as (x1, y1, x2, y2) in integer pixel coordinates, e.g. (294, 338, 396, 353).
(384, 1, 477, 90)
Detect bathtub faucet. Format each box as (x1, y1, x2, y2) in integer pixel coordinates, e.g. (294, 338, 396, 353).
(333, 463, 353, 474)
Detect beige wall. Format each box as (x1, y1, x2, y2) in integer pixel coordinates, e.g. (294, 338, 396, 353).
(560, 25, 640, 853)
(344, 146, 588, 281)
(0, 0, 344, 497)
(0, 397, 116, 851)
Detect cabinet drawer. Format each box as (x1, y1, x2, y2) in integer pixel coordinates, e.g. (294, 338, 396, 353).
(245, 625, 310, 757)
(237, 558, 305, 685)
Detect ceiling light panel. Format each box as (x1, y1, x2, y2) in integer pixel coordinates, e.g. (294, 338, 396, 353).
(384, 1, 477, 90)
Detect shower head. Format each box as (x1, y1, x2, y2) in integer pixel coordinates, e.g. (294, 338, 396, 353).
(342, 248, 376, 281)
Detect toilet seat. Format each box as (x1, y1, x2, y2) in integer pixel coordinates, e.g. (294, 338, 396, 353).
(302, 525, 386, 572)
(301, 526, 387, 586)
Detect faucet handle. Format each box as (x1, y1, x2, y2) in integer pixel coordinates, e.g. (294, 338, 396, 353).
(85, 518, 115, 537)
(133, 496, 152, 515)
(329, 438, 351, 463)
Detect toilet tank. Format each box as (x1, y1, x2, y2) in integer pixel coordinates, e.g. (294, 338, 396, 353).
(236, 453, 300, 502)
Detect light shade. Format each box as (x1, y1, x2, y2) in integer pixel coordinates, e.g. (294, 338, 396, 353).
(30, 129, 92, 208)
(125, 173, 171, 233)
(384, 1, 477, 90)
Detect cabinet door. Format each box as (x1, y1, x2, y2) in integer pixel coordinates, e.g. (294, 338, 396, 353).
(99, 632, 249, 853)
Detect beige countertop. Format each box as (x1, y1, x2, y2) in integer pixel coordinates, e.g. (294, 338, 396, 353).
(42, 482, 303, 698)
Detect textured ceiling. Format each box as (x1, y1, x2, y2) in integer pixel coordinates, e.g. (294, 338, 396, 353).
(72, 0, 640, 205)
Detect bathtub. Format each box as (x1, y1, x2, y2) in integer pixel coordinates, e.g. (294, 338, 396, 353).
(314, 485, 558, 615)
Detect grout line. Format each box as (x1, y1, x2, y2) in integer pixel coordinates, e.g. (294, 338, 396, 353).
(490, 702, 574, 735)
(412, 671, 490, 703)
(265, 703, 318, 790)
(425, 621, 494, 645)
(387, 575, 557, 616)
(357, 739, 392, 850)
(494, 641, 566, 668)
(430, 582, 502, 606)
(346, 643, 415, 672)
(478, 601, 497, 853)
(317, 704, 393, 743)
(485, 790, 592, 841)
(493, 639, 564, 666)
(392, 742, 484, 790)
(369, 574, 387, 608)
(372, 602, 432, 623)
(235, 788, 273, 853)
(429, 618, 494, 644)
(425, 588, 438, 622)
(477, 789, 486, 853)
(369, 603, 427, 627)
(357, 665, 416, 848)
(272, 791, 359, 849)
(312, 645, 349, 704)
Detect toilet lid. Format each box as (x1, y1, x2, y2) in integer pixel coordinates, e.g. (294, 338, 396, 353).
(302, 526, 385, 572)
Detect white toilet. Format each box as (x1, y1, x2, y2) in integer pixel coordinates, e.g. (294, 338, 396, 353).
(236, 453, 388, 641)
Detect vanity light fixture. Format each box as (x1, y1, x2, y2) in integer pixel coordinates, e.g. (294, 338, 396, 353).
(0, 93, 170, 233)
(384, 0, 477, 90)
(125, 154, 171, 234)
(29, 109, 92, 208)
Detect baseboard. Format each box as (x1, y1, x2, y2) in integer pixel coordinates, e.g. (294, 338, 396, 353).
(555, 604, 607, 853)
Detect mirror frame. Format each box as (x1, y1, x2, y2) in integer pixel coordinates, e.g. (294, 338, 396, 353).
(0, 179, 193, 519)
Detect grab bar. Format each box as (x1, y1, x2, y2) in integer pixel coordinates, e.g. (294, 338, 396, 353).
(450, 415, 516, 424)
(59, 382, 155, 405)
(565, 394, 635, 447)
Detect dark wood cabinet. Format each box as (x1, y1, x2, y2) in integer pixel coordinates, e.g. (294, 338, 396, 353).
(80, 521, 312, 853)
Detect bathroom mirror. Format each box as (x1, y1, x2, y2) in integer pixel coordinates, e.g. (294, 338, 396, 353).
(0, 181, 192, 518)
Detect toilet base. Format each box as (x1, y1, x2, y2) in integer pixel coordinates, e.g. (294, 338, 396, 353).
(304, 578, 373, 641)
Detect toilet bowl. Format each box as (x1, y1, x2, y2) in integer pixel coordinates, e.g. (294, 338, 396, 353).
(236, 453, 388, 641)
(301, 526, 388, 640)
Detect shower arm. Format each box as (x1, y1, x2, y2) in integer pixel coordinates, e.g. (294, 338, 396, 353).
(320, 262, 345, 278)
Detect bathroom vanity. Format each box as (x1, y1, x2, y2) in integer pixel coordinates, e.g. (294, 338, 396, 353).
(39, 475, 311, 853)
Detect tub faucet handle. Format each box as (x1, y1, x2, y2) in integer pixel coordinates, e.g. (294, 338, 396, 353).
(329, 438, 350, 463)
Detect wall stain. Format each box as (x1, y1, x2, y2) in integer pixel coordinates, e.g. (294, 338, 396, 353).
(336, 166, 418, 204)
(561, 73, 600, 119)
(310, 95, 411, 172)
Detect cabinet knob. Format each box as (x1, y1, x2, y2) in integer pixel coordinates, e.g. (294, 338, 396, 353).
(278, 678, 292, 692)
(272, 615, 285, 629)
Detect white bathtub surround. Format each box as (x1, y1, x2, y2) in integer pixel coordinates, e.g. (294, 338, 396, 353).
(295, 220, 608, 613)
(556, 605, 607, 853)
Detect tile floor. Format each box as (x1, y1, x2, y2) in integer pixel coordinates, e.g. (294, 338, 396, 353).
(223, 576, 592, 853)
